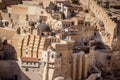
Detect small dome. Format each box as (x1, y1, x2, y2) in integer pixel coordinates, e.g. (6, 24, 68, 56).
(38, 23, 50, 32)
(29, 21, 35, 27)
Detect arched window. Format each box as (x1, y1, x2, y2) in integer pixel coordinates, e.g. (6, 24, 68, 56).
(60, 53, 62, 57)
(15, 75, 18, 80)
(25, 68, 29, 72)
(17, 27, 21, 34)
(51, 54, 54, 58)
(51, 51, 55, 58)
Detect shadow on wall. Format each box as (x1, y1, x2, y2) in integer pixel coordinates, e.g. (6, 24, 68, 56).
(91, 30, 110, 50)
(111, 21, 120, 51)
(0, 60, 31, 80)
(0, 38, 17, 60)
(0, 0, 22, 10)
(0, 39, 31, 80)
(21, 70, 31, 80)
(116, 21, 120, 37)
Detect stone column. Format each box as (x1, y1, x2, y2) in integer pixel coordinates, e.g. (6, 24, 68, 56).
(78, 53, 84, 80)
(72, 55, 77, 80)
(83, 55, 88, 78)
(43, 52, 49, 80)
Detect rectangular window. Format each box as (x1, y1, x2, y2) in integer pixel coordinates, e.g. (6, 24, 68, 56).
(41, 11, 43, 14)
(26, 62, 28, 65)
(72, 22, 74, 25)
(25, 68, 29, 72)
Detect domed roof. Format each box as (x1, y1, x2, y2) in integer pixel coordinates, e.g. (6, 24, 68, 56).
(29, 21, 35, 27)
(38, 23, 50, 32)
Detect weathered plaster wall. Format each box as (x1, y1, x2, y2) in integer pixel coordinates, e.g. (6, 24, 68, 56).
(0, 27, 16, 39)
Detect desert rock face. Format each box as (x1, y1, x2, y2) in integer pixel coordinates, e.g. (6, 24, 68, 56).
(79, 0, 120, 50)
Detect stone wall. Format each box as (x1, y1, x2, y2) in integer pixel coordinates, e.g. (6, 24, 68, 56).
(0, 60, 33, 80)
(11, 5, 28, 14)
(10, 5, 47, 15)
(111, 51, 120, 71)
(11, 34, 51, 59)
(0, 27, 16, 39)
(79, 0, 116, 35)
(71, 52, 96, 80)
(79, 0, 119, 50)
(0, 0, 22, 10)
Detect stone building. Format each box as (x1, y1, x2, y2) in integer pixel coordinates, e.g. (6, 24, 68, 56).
(0, 0, 120, 80)
(54, 0, 72, 18)
(11, 34, 52, 80)
(41, 39, 100, 80)
(42, 40, 74, 80)
(71, 50, 97, 80)
(12, 34, 51, 59)
(20, 57, 42, 80)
